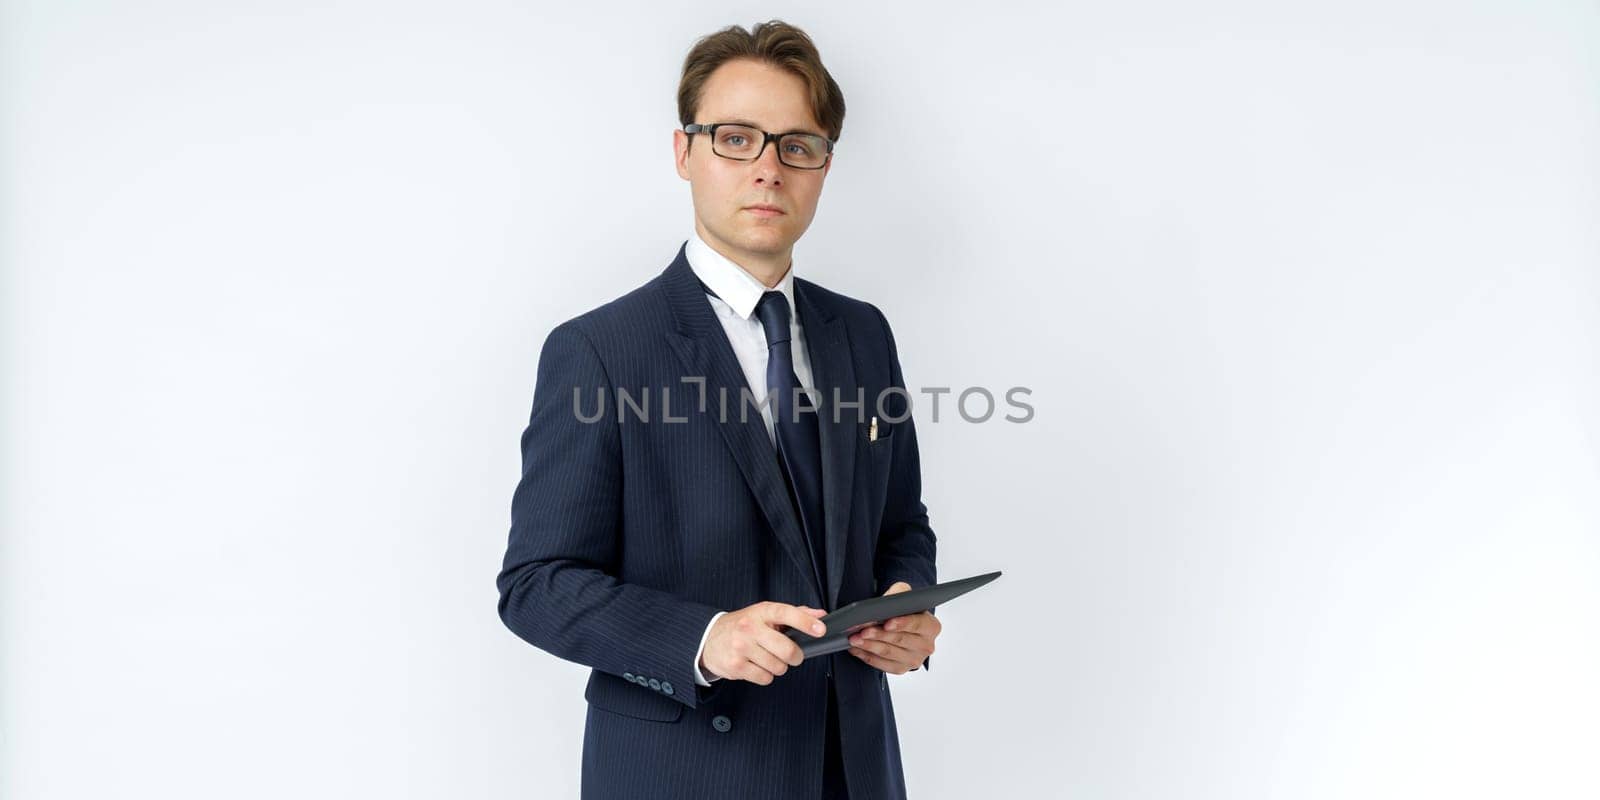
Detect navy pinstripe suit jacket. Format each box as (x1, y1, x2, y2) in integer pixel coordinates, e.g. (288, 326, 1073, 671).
(497, 242, 938, 800)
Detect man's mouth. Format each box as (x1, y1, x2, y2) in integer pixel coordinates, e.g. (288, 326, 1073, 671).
(744, 204, 785, 217)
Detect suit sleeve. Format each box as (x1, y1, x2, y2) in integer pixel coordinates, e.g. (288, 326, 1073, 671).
(496, 321, 726, 708)
(868, 305, 939, 672)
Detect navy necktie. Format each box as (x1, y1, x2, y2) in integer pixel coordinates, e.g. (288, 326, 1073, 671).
(696, 275, 828, 600)
(753, 290, 829, 602)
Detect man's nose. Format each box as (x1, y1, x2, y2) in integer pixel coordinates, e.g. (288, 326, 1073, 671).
(753, 140, 784, 185)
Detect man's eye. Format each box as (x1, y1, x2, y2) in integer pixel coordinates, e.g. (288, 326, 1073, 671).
(724, 135, 748, 146)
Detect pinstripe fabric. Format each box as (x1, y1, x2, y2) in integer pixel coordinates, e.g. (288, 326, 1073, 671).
(497, 242, 938, 800)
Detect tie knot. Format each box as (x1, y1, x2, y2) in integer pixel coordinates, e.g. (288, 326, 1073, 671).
(754, 290, 791, 347)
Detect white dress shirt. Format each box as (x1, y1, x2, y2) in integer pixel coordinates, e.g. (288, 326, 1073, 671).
(685, 229, 817, 686)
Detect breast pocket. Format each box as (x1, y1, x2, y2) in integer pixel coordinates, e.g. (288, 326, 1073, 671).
(867, 417, 896, 455)
(866, 423, 895, 495)
(868, 427, 895, 455)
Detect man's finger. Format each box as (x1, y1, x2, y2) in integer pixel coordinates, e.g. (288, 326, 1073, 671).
(768, 603, 828, 637)
(856, 626, 928, 650)
(849, 627, 925, 660)
(711, 649, 775, 685)
(739, 639, 791, 682)
(849, 646, 916, 674)
(882, 614, 920, 633)
(755, 626, 808, 668)
(736, 659, 780, 685)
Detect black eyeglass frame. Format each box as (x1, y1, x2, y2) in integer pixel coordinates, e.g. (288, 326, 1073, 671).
(683, 122, 835, 170)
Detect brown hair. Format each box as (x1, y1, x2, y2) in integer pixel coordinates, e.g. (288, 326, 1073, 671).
(677, 20, 846, 142)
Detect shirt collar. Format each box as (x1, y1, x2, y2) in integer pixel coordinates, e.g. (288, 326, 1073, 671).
(684, 229, 797, 322)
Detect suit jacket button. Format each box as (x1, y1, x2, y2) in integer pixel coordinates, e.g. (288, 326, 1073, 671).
(623, 672, 635, 681)
(648, 678, 661, 691)
(712, 715, 732, 733)
(661, 682, 674, 695)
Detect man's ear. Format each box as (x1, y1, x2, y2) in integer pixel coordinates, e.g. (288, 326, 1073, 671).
(674, 129, 691, 181)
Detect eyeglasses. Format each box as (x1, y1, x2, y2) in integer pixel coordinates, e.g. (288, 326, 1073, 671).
(683, 123, 834, 170)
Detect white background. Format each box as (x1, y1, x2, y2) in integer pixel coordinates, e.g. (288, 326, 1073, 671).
(3, 2, 1597, 798)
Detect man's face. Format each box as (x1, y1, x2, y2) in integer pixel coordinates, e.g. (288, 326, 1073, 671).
(674, 58, 832, 272)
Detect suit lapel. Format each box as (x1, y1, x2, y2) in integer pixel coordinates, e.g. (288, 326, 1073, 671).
(660, 244, 825, 605)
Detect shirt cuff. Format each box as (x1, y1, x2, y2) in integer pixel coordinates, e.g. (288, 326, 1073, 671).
(693, 611, 728, 686)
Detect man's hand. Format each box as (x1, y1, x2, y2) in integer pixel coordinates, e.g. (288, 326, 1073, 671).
(847, 581, 940, 674)
(699, 601, 829, 686)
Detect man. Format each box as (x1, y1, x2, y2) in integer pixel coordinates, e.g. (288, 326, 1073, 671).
(497, 20, 940, 800)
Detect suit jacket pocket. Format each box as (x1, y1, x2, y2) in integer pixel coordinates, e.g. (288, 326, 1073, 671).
(868, 426, 895, 463)
(867, 427, 895, 504)
(585, 670, 685, 723)
(867, 419, 896, 448)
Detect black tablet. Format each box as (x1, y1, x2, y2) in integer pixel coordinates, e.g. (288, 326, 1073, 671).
(786, 571, 1002, 659)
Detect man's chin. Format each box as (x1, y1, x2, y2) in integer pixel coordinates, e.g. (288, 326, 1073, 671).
(745, 222, 806, 246)
(701, 222, 797, 257)
(732, 227, 796, 254)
